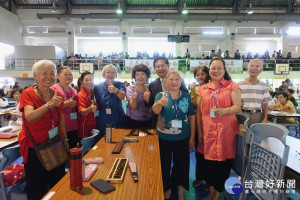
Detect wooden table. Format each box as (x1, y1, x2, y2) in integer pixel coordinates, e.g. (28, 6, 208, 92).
(43, 129, 164, 200)
(0, 126, 21, 150)
(0, 136, 18, 150)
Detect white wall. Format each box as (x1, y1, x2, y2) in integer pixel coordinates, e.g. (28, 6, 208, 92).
(0, 7, 22, 45)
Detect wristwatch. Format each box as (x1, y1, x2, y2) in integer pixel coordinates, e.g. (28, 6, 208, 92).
(45, 103, 50, 110)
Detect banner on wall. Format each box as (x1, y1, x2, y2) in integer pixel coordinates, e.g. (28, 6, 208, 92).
(190, 59, 243, 74)
(124, 59, 179, 73)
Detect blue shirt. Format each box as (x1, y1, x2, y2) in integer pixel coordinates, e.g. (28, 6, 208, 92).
(94, 81, 126, 136)
(154, 91, 195, 141)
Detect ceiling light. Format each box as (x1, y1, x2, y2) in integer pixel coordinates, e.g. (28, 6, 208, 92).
(182, 3, 188, 15)
(116, 3, 123, 14)
(247, 3, 253, 14)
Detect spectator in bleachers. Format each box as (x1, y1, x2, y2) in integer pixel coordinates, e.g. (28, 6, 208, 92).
(210, 50, 216, 58)
(13, 82, 20, 89)
(201, 54, 205, 59)
(234, 50, 241, 59)
(253, 52, 259, 58)
(224, 50, 230, 59)
(246, 51, 252, 59)
(276, 50, 282, 59)
(286, 52, 292, 59)
(185, 48, 191, 59)
(125, 52, 129, 59)
(272, 50, 276, 59)
(217, 49, 222, 58)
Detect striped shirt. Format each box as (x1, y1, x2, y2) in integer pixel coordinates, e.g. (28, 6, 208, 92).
(238, 80, 271, 110)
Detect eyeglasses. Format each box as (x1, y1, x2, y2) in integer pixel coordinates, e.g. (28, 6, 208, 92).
(155, 64, 167, 69)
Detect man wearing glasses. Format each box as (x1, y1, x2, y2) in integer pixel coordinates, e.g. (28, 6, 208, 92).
(148, 57, 188, 128)
(238, 59, 271, 126)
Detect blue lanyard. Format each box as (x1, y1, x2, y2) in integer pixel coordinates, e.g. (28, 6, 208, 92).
(209, 84, 222, 106)
(36, 84, 55, 128)
(168, 90, 180, 119)
(105, 82, 113, 107)
(58, 83, 73, 99)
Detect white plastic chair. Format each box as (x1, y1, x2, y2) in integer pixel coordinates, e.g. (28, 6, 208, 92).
(240, 123, 290, 200)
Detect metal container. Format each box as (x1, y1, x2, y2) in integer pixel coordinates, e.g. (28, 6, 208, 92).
(105, 124, 112, 143)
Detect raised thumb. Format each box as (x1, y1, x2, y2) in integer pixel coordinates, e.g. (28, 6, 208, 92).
(54, 90, 58, 97)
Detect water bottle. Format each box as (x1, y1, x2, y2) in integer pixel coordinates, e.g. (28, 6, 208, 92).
(105, 124, 112, 143)
(69, 148, 83, 190)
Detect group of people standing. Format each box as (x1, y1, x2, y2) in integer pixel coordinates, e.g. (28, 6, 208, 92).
(18, 57, 277, 200)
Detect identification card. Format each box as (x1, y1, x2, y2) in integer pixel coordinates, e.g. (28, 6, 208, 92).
(172, 120, 182, 128)
(210, 109, 216, 118)
(48, 127, 59, 139)
(70, 112, 77, 120)
(94, 110, 99, 117)
(106, 108, 112, 114)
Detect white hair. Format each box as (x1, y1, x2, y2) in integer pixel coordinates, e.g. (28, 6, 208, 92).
(32, 60, 56, 75)
(102, 64, 118, 78)
(165, 71, 182, 81)
(248, 59, 264, 68)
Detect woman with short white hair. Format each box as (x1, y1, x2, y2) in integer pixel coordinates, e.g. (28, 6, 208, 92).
(152, 71, 196, 200)
(18, 59, 68, 200)
(94, 64, 126, 140)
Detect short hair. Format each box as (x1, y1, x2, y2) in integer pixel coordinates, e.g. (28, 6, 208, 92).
(165, 71, 182, 81)
(56, 66, 71, 83)
(78, 71, 93, 90)
(277, 91, 288, 100)
(285, 79, 291, 83)
(57, 66, 70, 74)
(131, 64, 151, 82)
(153, 57, 169, 66)
(287, 88, 294, 94)
(282, 81, 286, 84)
(248, 59, 263, 68)
(10, 88, 23, 98)
(207, 58, 231, 82)
(193, 66, 209, 78)
(102, 64, 118, 78)
(32, 60, 56, 75)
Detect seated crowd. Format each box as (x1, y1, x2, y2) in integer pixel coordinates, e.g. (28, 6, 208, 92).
(1, 57, 299, 200)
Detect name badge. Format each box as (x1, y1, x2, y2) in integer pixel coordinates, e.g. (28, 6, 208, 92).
(210, 109, 216, 118)
(48, 127, 59, 139)
(106, 108, 112, 114)
(70, 112, 77, 120)
(172, 120, 182, 128)
(94, 110, 99, 117)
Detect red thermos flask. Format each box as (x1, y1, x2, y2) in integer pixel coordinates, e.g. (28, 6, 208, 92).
(69, 148, 83, 190)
